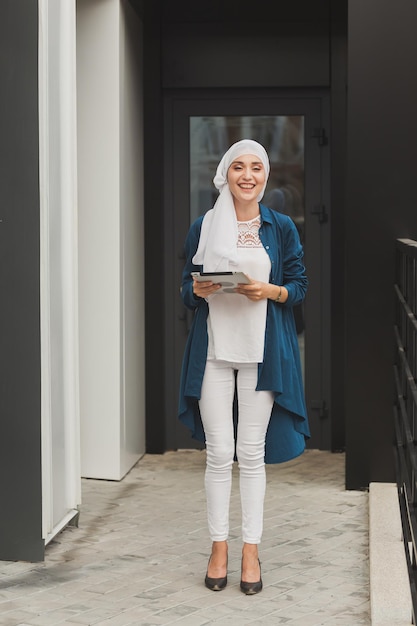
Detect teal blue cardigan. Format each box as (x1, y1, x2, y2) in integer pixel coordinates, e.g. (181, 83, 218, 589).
(178, 204, 310, 463)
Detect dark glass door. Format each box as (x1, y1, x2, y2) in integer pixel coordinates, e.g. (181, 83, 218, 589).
(163, 93, 330, 451)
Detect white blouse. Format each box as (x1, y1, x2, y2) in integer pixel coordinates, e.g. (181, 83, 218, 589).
(206, 215, 271, 363)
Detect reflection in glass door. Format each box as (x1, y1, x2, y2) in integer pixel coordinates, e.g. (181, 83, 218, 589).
(189, 115, 306, 378)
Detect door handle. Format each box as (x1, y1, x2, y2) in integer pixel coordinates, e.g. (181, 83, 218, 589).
(311, 204, 328, 224)
(310, 400, 327, 419)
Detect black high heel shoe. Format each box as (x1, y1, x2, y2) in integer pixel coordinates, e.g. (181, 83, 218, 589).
(204, 555, 228, 591)
(240, 558, 263, 595)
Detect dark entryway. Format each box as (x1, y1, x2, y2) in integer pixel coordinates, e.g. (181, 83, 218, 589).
(143, 0, 349, 471)
(162, 90, 331, 452)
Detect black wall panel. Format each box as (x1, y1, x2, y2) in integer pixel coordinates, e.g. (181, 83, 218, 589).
(161, 0, 331, 23)
(329, 3, 348, 452)
(143, 0, 167, 454)
(0, 0, 43, 560)
(162, 23, 330, 89)
(346, 0, 417, 488)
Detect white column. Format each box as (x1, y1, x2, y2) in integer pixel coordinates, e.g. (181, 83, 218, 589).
(119, 0, 146, 475)
(77, 0, 145, 480)
(38, 0, 81, 542)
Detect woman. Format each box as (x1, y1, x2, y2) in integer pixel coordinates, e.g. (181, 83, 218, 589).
(178, 139, 309, 594)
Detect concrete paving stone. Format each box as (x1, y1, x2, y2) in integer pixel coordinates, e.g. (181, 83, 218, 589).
(120, 618, 173, 626)
(204, 615, 254, 625)
(83, 580, 127, 595)
(221, 598, 285, 620)
(92, 583, 151, 602)
(136, 592, 205, 615)
(0, 586, 40, 600)
(46, 583, 108, 599)
(318, 606, 370, 623)
(277, 572, 325, 587)
(0, 612, 38, 626)
(21, 610, 85, 626)
(266, 594, 319, 614)
(206, 590, 255, 610)
(311, 574, 356, 590)
(263, 563, 320, 584)
(274, 595, 336, 626)
(134, 588, 179, 602)
(85, 607, 158, 626)
(264, 592, 312, 616)
(66, 606, 126, 625)
(92, 611, 158, 626)
(153, 603, 205, 621)
(22, 598, 74, 615)
(319, 605, 371, 624)
(277, 561, 357, 582)
(140, 585, 214, 607)
(321, 618, 370, 626)
(245, 615, 290, 626)
(91, 615, 146, 626)
(0, 601, 28, 613)
(284, 609, 339, 625)
(269, 605, 326, 622)
(263, 581, 301, 597)
(273, 588, 324, 606)
(168, 615, 211, 626)
(332, 581, 369, 598)
(0, 563, 38, 576)
(170, 586, 240, 609)
(46, 620, 93, 626)
(110, 596, 159, 613)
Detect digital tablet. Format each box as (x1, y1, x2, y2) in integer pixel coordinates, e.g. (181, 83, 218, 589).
(191, 271, 251, 294)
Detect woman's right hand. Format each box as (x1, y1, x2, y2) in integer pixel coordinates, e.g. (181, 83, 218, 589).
(193, 279, 221, 299)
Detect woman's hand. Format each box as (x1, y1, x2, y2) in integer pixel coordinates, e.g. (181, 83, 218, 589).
(236, 279, 288, 303)
(193, 278, 221, 299)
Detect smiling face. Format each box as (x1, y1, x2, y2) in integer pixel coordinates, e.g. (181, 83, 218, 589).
(227, 154, 266, 208)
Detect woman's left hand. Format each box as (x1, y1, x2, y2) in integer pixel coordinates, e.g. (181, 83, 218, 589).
(236, 279, 288, 303)
(235, 279, 272, 301)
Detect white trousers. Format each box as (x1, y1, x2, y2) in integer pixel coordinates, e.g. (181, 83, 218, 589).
(199, 360, 274, 544)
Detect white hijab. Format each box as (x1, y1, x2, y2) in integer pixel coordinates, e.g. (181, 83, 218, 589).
(192, 139, 270, 272)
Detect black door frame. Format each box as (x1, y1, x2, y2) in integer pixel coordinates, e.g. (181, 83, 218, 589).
(161, 87, 331, 453)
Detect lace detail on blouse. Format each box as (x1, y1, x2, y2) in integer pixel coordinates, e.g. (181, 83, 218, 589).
(237, 215, 262, 248)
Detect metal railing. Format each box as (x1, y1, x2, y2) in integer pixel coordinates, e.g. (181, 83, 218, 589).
(394, 238, 417, 625)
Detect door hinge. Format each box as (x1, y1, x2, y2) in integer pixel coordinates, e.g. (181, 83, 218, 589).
(311, 400, 328, 419)
(312, 127, 327, 146)
(311, 204, 328, 224)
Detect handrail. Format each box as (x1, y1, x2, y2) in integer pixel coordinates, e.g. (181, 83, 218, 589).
(394, 237, 417, 625)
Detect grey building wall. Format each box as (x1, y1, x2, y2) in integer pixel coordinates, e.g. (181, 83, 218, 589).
(346, 0, 417, 488)
(0, 0, 43, 560)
